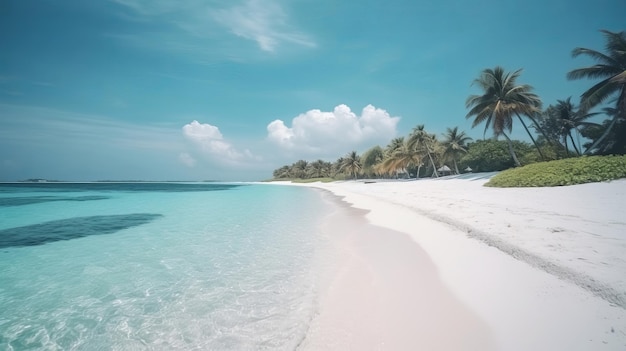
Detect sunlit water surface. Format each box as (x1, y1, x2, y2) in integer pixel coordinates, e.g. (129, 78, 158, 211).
(0, 183, 333, 350)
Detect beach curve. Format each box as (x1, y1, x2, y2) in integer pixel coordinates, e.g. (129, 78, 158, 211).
(275, 174, 626, 350)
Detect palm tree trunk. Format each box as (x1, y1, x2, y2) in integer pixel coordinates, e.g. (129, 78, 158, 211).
(584, 115, 618, 155)
(502, 133, 521, 167)
(527, 113, 555, 146)
(568, 133, 581, 155)
(426, 149, 439, 177)
(453, 158, 459, 174)
(516, 113, 545, 160)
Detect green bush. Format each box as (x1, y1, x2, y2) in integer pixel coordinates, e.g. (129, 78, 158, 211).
(485, 155, 626, 187)
(460, 139, 534, 172)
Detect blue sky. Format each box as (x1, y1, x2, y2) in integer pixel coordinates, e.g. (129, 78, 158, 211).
(1, 0, 624, 181)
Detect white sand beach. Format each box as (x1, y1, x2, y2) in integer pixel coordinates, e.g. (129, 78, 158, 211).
(281, 175, 626, 350)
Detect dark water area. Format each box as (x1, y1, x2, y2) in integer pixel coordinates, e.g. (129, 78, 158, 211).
(0, 182, 246, 193)
(0, 213, 163, 248)
(0, 195, 110, 207)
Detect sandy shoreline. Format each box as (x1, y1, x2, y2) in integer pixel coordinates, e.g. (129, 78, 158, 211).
(273, 175, 626, 350)
(298, 191, 494, 350)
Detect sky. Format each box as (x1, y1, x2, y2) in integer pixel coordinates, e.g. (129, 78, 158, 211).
(0, 0, 624, 181)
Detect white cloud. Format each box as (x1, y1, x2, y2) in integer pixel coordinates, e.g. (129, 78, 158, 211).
(109, 0, 315, 59)
(213, 0, 315, 52)
(267, 104, 400, 156)
(182, 120, 257, 165)
(178, 152, 196, 167)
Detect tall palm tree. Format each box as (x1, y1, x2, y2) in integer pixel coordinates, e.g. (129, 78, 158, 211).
(376, 140, 424, 178)
(339, 151, 362, 180)
(442, 127, 472, 174)
(384, 137, 405, 156)
(567, 30, 626, 151)
(466, 66, 544, 165)
(407, 125, 439, 177)
(547, 98, 599, 155)
(581, 107, 624, 154)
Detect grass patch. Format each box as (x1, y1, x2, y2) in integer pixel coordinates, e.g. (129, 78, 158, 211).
(485, 155, 626, 187)
(290, 177, 335, 183)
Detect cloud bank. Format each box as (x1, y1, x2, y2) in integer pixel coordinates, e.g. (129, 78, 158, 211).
(182, 120, 257, 166)
(267, 104, 400, 156)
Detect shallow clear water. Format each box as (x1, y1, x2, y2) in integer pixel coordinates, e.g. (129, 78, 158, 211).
(0, 183, 332, 350)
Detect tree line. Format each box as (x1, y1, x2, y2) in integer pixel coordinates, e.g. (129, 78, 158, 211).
(273, 29, 626, 180)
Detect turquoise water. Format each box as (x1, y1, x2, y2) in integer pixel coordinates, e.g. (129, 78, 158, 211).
(0, 183, 333, 350)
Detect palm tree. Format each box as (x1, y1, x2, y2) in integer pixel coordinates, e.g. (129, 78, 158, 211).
(290, 160, 308, 178)
(361, 145, 384, 177)
(466, 66, 544, 166)
(339, 151, 362, 180)
(273, 165, 290, 179)
(376, 139, 424, 178)
(581, 107, 624, 154)
(442, 127, 472, 174)
(407, 125, 439, 177)
(546, 98, 599, 155)
(567, 30, 626, 151)
(384, 137, 405, 157)
(307, 159, 330, 178)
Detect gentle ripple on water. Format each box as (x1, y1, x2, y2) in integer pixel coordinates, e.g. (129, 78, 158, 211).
(0, 183, 333, 350)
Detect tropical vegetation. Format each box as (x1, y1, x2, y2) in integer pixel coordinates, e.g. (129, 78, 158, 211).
(465, 66, 544, 165)
(485, 155, 626, 187)
(271, 29, 626, 186)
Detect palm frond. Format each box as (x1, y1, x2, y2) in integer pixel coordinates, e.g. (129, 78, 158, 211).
(600, 30, 626, 62)
(567, 65, 623, 80)
(610, 70, 626, 84)
(571, 48, 620, 66)
(579, 77, 620, 109)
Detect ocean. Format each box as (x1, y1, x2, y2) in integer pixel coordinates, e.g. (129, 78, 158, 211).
(0, 182, 335, 350)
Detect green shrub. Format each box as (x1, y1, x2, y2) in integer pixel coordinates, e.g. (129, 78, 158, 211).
(485, 155, 626, 187)
(460, 139, 534, 172)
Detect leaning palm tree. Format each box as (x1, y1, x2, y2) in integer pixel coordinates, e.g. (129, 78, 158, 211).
(376, 140, 424, 178)
(567, 30, 626, 151)
(547, 97, 599, 155)
(407, 125, 439, 177)
(582, 107, 622, 154)
(384, 137, 405, 156)
(331, 157, 345, 178)
(442, 127, 472, 174)
(466, 66, 544, 166)
(339, 151, 362, 180)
